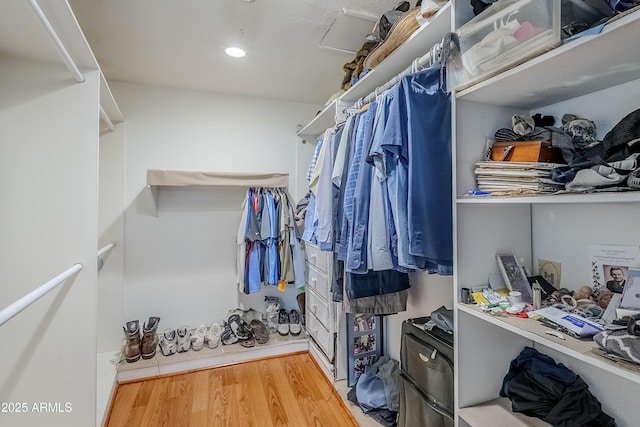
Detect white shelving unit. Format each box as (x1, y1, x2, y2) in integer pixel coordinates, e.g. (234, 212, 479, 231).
(453, 7, 640, 427)
(145, 169, 290, 215)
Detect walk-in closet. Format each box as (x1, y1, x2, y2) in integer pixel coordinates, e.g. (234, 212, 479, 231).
(2, 1, 640, 426)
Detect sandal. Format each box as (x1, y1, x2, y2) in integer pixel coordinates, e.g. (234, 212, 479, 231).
(239, 334, 256, 348)
(249, 319, 270, 344)
(228, 314, 251, 340)
(221, 323, 238, 345)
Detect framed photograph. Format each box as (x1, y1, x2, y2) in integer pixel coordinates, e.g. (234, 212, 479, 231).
(347, 313, 383, 387)
(496, 254, 532, 303)
(621, 268, 640, 310)
(589, 245, 640, 295)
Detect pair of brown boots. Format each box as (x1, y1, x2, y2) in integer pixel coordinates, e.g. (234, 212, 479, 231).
(123, 317, 160, 363)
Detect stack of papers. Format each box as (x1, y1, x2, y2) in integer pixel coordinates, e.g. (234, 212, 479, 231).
(474, 161, 565, 193)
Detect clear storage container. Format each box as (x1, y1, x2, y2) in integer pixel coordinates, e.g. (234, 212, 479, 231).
(448, 0, 561, 91)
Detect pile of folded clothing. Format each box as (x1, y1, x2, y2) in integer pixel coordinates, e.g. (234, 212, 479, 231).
(487, 109, 640, 194)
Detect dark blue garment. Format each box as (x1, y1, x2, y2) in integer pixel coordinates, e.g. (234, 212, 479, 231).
(247, 241, 261, 293)
(345, 269, 410, 300)
(500, 347, 616, 427)
(400, 65, 453, 275)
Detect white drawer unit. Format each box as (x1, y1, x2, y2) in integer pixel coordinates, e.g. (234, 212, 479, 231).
(307, 310, 334, 361)
(304, 242, 331, 274)
(304, 241, 343, 382)
(307, 287, 333, 331)
(305, 262, 332, 299)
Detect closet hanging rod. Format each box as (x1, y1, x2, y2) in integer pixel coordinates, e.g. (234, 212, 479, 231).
(26, 0, 85, 83)
(0, 263, 83, 327)
(99, 105, 116, 132)
(97, 242, 116, 258)
(348, 40, 443, 112)
(97, 242, 115, 272)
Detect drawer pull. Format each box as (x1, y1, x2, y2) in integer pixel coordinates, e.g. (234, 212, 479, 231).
(312, 305, 317, 313)
(419, 349, 438, 363)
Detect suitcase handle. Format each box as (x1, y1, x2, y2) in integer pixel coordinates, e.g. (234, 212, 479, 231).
(419, 349, 438, 363)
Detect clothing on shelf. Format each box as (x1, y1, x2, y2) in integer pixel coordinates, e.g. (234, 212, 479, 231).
(236, 187, 304, 294)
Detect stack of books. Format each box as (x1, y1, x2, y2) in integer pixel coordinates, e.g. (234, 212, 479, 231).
(474, 161, 564, 193)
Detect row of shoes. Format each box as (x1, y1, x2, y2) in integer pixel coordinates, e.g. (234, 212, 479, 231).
(122, 317, 160, 363)
(158, 323, 224, 356)
(277, 309, 302, 336)
(122, 309, 303, 362)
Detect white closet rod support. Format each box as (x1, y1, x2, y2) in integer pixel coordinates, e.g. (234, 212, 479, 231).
(0, 263, 83, 327)
(26, 0, 85, 83)
(99, 105, 116, 132)
(97, 242, 116, 258)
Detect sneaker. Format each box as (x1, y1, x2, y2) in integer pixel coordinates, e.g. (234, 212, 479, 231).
(191, 324, 207, 351)
(277, 309, 290, 336)
(159, 329, 177, 356)
(221, 323, 238, 345)
(123, 320, 141, 363)
(289, 310, 302, 336)
(265, 301, 280, 334)
(176, 326, 191, 353)
(141, 316, 160, 359)
(250, 319, 270, 345)
(205, 323, 223, 349)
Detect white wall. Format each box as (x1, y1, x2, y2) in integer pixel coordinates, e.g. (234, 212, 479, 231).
(0, 55, 100, 427)
(112, 82, 318, 331)
(384, 273, 453, 362)
(98, 125, 126, 352)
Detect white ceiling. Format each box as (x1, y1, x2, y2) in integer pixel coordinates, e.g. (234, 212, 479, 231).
(67, 0, 400, 105)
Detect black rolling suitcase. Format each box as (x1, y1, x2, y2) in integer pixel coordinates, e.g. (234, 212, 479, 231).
(398, 316, 454, 427)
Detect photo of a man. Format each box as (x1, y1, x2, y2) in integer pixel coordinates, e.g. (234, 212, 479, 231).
(606, 266, 627, 294)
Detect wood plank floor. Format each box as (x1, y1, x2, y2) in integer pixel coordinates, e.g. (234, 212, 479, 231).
(106, 352, 359, 427)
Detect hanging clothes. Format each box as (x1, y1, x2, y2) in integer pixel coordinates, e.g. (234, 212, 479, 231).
(366, 92, 397, 272)
(236, 186, 303, 294)
(344, 101, 378, 274)
(236, 195, 249, 292)
(315, 126, 342, 250)
(401, 64, 453, 275)
(304, 54, 454, 313)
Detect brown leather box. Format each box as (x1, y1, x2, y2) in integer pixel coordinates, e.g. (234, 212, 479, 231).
(490, 140, 564, 163)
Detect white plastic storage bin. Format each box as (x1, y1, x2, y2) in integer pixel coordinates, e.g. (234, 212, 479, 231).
(449, 0, 561, 91)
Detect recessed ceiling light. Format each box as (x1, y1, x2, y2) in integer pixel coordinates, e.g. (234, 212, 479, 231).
(225, 47, 246, 58)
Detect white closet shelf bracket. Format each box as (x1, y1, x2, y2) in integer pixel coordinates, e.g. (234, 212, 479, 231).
(26, 0, 84, 83)
(0, 263, 83, 327)
(99, 105, 116, 132)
